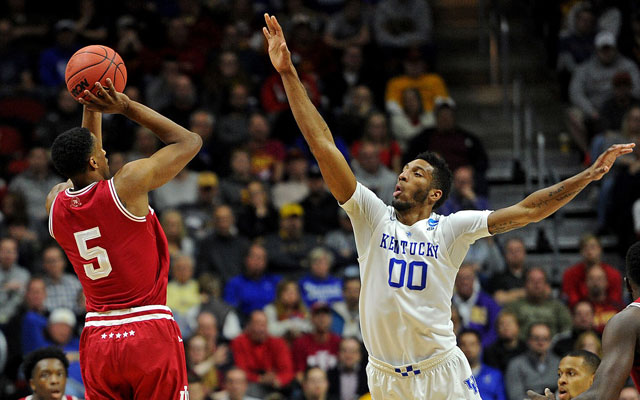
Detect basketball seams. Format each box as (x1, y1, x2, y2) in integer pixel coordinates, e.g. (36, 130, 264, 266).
(66, 45, 126, 99)
(84, 49, 119, 98)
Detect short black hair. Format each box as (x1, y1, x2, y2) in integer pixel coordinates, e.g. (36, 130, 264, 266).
(23, 346, 69, 380)
(51, 127, 94, 178)
(627, 242, 640, 286)
(564, 349, 601, 373)
(414, 151, 452, 210)
(458, 328, 482, 343)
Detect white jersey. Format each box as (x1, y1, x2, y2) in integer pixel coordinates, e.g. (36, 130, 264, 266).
(341, 183, 492, 366)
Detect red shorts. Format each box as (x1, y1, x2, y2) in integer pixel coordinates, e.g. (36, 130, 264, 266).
(80, 305, 188, 400)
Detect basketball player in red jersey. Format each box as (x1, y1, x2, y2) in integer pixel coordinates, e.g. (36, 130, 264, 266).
(46, 78, 202, 399)
(527, 241, 640, 399)
(20, 347, 80, 400)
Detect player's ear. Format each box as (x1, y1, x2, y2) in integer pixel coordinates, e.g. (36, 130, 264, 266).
(429, 188, 442, 204)
(29, 378, 36, 392)
(88, 155, 99, 170)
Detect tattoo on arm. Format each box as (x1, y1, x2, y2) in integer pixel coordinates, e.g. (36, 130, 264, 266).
(490, 220, 521, 234)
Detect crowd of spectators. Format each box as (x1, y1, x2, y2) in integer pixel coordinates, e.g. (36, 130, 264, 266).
(0, 1, 639, 400)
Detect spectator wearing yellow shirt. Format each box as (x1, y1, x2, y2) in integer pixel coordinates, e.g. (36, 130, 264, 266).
(167, 253, 201, 334)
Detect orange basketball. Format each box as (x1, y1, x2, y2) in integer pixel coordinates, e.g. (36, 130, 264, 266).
(65, 45, 127, 100)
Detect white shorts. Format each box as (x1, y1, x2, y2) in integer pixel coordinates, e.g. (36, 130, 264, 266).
(366, 347, 483, 400)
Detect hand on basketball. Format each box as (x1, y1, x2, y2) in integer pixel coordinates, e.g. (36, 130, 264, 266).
(526, 388, 556, 399)
(263, 13, 293, 74)
(78, 78, 130, 115)
(588, 143, 635, 181)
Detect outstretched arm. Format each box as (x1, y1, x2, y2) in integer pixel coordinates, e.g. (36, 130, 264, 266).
(488, 143, 634, 234)
(82, 104, 102, 145)
(527, 309, 638, 400)
(263, 14, 356, 204)
(79, 79, 202, 215)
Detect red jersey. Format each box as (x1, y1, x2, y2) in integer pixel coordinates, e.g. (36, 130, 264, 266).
(49, 179, 170, 312)
(628, 299, 640, 391)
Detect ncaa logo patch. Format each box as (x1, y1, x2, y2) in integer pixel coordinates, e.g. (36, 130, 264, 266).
(426, 218, 438, 231)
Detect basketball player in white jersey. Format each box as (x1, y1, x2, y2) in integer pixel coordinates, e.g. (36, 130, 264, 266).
(262, 13, 634, 399)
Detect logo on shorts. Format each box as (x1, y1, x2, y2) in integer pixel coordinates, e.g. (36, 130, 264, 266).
(464, 375, 479, 394)
(179, 385, 189, 400)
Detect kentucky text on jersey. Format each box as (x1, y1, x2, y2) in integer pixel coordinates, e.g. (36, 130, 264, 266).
(379, 233, 439, 258)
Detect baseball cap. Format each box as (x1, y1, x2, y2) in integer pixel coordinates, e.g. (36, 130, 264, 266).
(434, 96, 456, 110)
(595, 31, 616, 48)
(280, 203, 304, 218)
(310, 301, 332, 314)
(49, 308, 76, 327)
(197, 172, 218, 187)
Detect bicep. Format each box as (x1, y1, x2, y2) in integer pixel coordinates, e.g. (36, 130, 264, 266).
(313, 142, 357, 204)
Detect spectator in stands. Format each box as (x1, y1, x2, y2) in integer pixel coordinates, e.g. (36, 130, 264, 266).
(390, 87, 435, 152)
(272, 149, 310, 210)
(197, 274, 242, 341)
(157, 17, 206, 77)
(167, 254, 201, 336)
(216, 83, 253, 156)
(212, 367, 261, 400)
(487, 238, 527, 305)
(153, 168, 199, 212)
(574, 330, 602, 357)
(562, 234, 623, 308)
(6, 216, 40, 272)
(555, 350, 600, 400)
(0, 19, 33, 94)
(188, 110, 217, 172)
(292, 302, 342, 380)
(458, 329, 507, 400)
(557, 4, 597, 99)
(263, 203, 320, 275)
(33, 87, 82, 147)
(505, 322, 560, 400)
(335, 85, 378, 145)
(236, 180, 279, 240)
(600, 71, 640, 132)
(20, 346, 80, 400)
(373, 0, 433, 55)
(620, 12, 640, 67)
(331, 275, 362, 341)
(203, 50, 251, 117)
(197, 204, 250, 283)
(246, 112, 286, 183)
(161, 210, 196, 259)
(224, 243, 280, 318)
(195, 311, 232, 369)
(231, 310, 294, 396)
(323, 0, 371, 51)
(453, 263, 501, 348)
(179, 172, 221, 241)
(160, 73, 199, 129)
(127, 126, 160, 161)
(326, 337, 368, 400)
(350, 141, 397, 205)
(299, 247, 343, 307)
(553, 300, 596, 358)
(568, 31, 640, 155)
(505, 267, 572, 340)
(0, 237, 30, 324)
(220, 150, 254, 211)
(440, 166, 490, 216)
(325, 209, 357, 269)
(145, 58, 180, 112)
(351, 112, 402, 173)
(264, 279, 311, 342)
(323, 45, 376, 113)
(293, 366, 333, 400)
(484, 310, 527, 373)
(301, 165, 340, 236)
(41, 245, 81, 314)
(405, 97, 489, 194)
(9, 147, 61, 225)
(384, 49, 446, 115)
(186, 334, 221, 394)
(38, 20, 79, 88)
(620, 386, 640, 400)
(584, 264, 622, 333)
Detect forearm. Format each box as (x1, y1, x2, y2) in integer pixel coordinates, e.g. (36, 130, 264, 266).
(123, 100, 197, 145)
(518, 169, 593, 222)
(82, 107, 102, 145)
(279, 69, 335, 152)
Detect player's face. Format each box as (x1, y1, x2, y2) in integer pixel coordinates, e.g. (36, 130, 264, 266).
(557, 356, 594, 400)
(392, 159, 437, 212)
(30, 358, 67, 400)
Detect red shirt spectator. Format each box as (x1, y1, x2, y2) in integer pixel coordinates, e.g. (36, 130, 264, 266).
(562, 235, 623, 308)
(292, 303, 341, 376)
(230, 310, 294, 388)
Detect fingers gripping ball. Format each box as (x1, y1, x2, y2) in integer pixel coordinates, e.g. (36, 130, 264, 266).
(65, 45, 127, 100)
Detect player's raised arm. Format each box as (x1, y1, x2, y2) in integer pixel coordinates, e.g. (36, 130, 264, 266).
(79, 78, 202, 211)
(263, 13, 356, 204)
(488, 143, 634, 235)
(82, 103, 102, 145)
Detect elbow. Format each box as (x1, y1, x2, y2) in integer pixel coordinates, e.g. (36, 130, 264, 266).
(188, 131, 203, 153)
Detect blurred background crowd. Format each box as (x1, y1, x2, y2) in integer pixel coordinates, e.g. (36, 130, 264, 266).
(3, 0, 640, 399)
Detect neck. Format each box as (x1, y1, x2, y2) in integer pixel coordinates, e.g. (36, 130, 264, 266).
(314, 331, 329, 341)
(72, 173, 101, 190)
(395, 205, 433, 226)
(585, 259, 599, 268)
(504, 337, 519, 348)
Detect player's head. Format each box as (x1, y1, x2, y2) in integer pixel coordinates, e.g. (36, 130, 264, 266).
(625, 241, 640, 292)
(392, 151, 452, 212)
(51, 126, 110, 181)
(557, 350, 600, 400)
(23, 346, 69, 400)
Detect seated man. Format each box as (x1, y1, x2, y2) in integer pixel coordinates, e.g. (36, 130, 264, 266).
(19, 346, 81, 400)
(458, 329, 507, 400)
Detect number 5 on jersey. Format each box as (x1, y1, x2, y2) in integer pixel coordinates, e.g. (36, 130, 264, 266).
(388, 258, 428, 290)
(74, 227, 113, 280)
